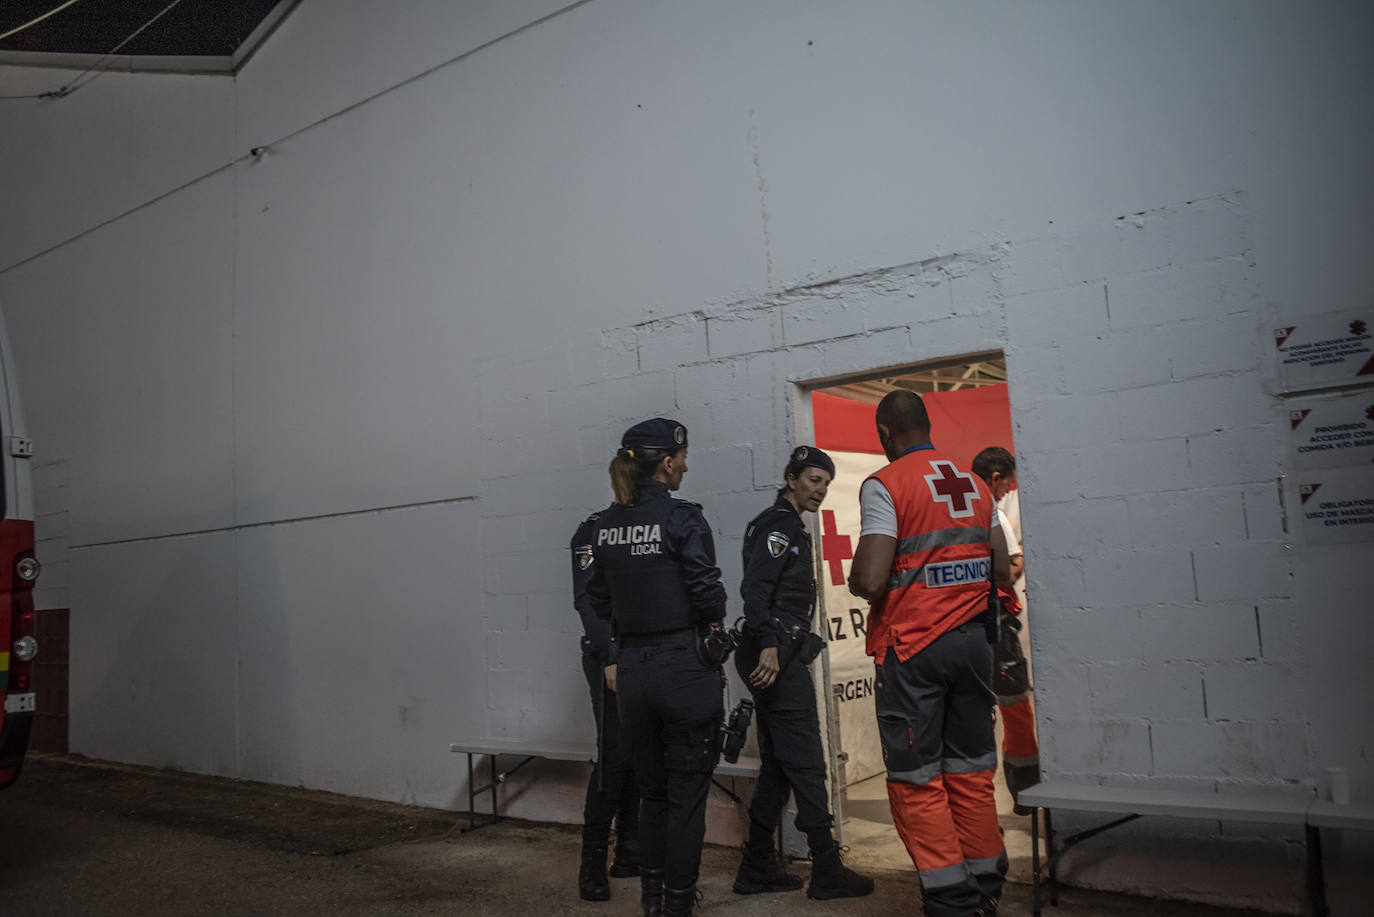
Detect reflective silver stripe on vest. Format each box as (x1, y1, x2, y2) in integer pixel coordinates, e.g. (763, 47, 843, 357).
(918, 861, 972, 890)
(886, 527, 990, 591)
(887, 564, 928, 591)
(942, 751, 997, 774)
(895, 526, 990, 558)
(886, 759, 942, 786)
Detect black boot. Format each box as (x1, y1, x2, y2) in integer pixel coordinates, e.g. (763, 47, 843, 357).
(578, 845, 610, 901)
(610, 832, 641, 878)
(807, 844, 875, 899)
(662, 885, 698, 916)
(1004, 760, 1040, 816)
(732, 843, 803, 894)
(640, 867, 664, 917)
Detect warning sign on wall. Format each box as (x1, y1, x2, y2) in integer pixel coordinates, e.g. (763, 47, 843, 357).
(1274, 307, 1374, 393)
(1287, 393, 1374, 471)
(1294, 467, 1374, 545)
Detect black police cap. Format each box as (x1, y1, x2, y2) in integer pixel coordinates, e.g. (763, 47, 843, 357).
(620, 418, 688, 456)
(789, 445, 835, 478)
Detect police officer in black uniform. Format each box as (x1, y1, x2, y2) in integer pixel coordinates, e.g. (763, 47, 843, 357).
(586, 418, 728, 917)
(571, 509, 641, 901)
(732, 446, 874, 900)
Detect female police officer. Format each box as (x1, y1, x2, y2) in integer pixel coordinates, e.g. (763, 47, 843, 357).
(586, 418, 728, 917)
(731, 446, 873, 900)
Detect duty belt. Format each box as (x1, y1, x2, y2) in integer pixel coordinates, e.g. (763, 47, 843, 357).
(619, 626, 696, 648)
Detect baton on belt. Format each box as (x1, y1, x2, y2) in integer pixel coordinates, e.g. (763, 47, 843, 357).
(595, 671, 607, 795)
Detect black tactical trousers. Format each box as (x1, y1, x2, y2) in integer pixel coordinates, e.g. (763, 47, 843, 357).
(734, 642, 834, 854)
(581, 651, 639, 850)
(617, 639, 723, 890)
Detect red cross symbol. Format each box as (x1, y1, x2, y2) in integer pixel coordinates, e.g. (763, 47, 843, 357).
(820, 509, 853, 586)
(924, 461, 980, 518)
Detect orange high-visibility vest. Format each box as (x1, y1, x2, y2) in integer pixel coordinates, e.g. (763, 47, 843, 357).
(865, 446, 995, 662)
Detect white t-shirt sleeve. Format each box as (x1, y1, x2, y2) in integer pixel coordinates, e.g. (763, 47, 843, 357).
(999, 511, 1021, 556)
(859, 477, 898, 538)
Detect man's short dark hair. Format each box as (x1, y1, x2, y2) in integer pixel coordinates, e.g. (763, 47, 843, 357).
(971, 446, 1016, 483)
(875, 389, 930, 435)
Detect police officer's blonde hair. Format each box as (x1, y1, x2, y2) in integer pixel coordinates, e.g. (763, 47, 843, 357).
(609, 447, 673, 506)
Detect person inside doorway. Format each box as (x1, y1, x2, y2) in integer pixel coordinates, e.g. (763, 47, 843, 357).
(970, 446, 1040, 814)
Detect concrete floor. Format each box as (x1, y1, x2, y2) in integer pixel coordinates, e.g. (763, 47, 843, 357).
(0, 754, 1282, 917)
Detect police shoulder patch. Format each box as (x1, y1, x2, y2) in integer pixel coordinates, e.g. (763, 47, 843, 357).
(574, 544, 594, 571)
(766, 531, 790, 558)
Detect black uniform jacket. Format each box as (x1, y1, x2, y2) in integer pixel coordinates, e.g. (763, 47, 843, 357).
(740, 497, 815, 650)
(571, 508, 614, 662)
(586, 480, 727, 637)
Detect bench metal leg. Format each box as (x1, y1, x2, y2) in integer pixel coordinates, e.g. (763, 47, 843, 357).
(1306, 825, 1329, 917)
(1033, 809, 1139, 913)
(462, 753, 538, 833)
(1046, 807, 1057, 905)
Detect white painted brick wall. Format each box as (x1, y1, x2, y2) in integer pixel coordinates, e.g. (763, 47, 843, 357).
(1078, 438, 1192, 499)
(1019, 391, 1122, 450)
(1203, 660, 1307, 721)
(1127, 489, 1248, 547)
(637, 314, 709, 371)
(1193, 542, 1291, 602)
(1005, 344, 1066, 397)
(1000, 237, 1062, 296)
(1017, 447, 1083, 504)
(1116, 372, 1272, 441)
(1057, 214, 1171, 284)
(1088, 661, 1205, 720)
(1254, 599, 1303, 661)
(1024, 553, 1086, 612)
(1107, 257, 1254, 329)
(705, 308, 781, 359)
(1004, 282, 1108, 347)
(1165, 313, 1262, 381)
(1152, 720, 1310, 781)
(1036, 606, 1146, 665)
(780, 292, 859, 346)
(1135, 604, 1261, 663)
(1164, 196, 1249, 264)
(1187, 428, 1283, 488)
(1035, 661, 1093, 719)
(817, 325, 913, 378)
(1027, 497, 1132, 552)
(1041, 717, 1153, 776)
(1059, 330, 1173, 393)
(482, 595, 527, 634)
(860, 267, 951, 332)
(1241, 482, 1287, 541)
(1082, 547, 1196, 607)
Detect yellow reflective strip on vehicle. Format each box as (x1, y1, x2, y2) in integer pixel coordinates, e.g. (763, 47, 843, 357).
(0, 651, 8, 671)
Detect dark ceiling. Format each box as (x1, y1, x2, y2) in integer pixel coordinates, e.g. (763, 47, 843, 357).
(0, 0, 289, 61)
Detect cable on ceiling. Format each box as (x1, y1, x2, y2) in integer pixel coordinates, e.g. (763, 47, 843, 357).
(0, 0, 188, 101)
(0, 0, 87, 43)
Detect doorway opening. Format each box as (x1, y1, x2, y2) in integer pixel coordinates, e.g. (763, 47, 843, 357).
(801, 352, 1039, 879)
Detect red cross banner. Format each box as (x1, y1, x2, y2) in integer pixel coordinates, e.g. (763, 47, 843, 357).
(812, 385, 1014, 784)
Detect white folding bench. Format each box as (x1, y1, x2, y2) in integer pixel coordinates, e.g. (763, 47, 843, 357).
(1019, 781, 1318, 916)
(449, 740, 761, 832)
